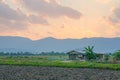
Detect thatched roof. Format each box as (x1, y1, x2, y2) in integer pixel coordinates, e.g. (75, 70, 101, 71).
(67, 50, 84, 55)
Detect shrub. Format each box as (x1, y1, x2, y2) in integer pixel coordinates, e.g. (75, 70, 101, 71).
(113, 50, 120, 60)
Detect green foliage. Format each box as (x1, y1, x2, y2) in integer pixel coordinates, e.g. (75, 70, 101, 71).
(83, 46, 96, 60)
(0, 56, 120, 70)
(0, 51, 66, 56)
(113, 50, 120, 60)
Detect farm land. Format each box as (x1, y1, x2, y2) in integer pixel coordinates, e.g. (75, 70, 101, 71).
(0, 55, 120, 80)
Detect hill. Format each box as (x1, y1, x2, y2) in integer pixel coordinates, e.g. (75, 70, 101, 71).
(0, 36, 120, 53)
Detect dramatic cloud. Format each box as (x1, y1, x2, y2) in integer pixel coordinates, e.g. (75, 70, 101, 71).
(0, 0, 82, 31)
(21, 0, 82, 19)
(3, 0, 119, 40)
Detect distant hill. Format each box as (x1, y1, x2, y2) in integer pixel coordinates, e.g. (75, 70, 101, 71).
(0, 36, 120, 53)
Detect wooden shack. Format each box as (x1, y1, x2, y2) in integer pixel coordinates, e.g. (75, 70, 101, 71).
(67, 50, 85, 60)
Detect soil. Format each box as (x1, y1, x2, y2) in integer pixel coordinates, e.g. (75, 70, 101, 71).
(0, 65, 120, 80)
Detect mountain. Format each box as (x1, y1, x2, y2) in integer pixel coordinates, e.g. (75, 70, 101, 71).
(0, 36, 120, 53)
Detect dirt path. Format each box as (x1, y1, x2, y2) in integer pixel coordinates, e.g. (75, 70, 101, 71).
(0, 65, 120, 80)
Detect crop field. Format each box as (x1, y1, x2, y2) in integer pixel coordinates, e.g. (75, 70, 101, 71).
(0, 55, 120, 80)
(0, 55, 120, 70)
(0, 65, 120, 80)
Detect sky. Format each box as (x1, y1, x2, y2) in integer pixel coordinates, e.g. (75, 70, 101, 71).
(0, 0, 120, 40)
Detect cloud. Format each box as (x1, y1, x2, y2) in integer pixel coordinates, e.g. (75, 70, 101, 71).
(0, 0, 82, 31)
(0, 17, 27, 30)
(112, 7, 120, 19)
(0, 0, 50, 31)
(105, 7, 120, 27)
(101, 6, 120, 37)
(28, 15, 49, 25)
(0, 1, 25, 21)
(0, 1, 28, 30)
(21, 0, 82, 19)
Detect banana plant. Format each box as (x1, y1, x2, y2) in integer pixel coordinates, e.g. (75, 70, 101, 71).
(83, 46, 96, 60)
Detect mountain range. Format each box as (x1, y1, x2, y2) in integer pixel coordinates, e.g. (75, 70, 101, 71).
(0, 36, 120, 53)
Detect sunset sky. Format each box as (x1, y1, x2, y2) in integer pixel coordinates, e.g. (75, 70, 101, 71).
(0, 0, 120, 40)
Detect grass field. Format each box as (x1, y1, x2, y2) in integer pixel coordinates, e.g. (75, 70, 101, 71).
(0, 56, 120, 70)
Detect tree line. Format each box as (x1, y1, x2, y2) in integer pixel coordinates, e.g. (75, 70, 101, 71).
(0, 51, 66, 56)
(83, 46, 120, 61)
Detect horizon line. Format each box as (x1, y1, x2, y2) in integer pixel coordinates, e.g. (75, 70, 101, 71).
(0, 35, 120, 41)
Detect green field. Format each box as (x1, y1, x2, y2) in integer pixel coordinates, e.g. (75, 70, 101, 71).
(0, 56, 120, 70)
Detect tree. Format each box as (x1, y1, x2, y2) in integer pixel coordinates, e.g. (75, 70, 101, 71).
(113, 50, 120, 60)
(83, 46, 96, 60)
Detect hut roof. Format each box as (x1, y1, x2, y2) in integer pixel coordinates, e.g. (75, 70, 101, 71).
(67, 50, 84, 55)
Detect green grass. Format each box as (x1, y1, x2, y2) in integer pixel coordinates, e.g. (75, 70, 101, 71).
(0, 56, 120, 70)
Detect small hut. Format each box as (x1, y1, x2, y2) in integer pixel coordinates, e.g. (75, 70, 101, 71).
(67, 50, 85, 60)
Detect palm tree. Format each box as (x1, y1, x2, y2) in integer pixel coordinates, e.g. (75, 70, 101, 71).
(83, 46, 96, 60)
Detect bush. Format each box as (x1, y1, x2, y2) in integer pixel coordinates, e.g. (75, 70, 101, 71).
(113, 50, 120, 60)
